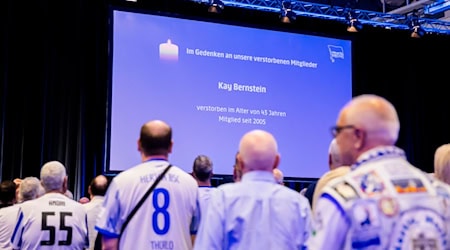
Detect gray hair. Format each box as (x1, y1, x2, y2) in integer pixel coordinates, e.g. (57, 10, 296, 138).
(434, 143, 450, 185)
(19, 177, 45, 202)
(40, 161, 67, 192)
(193, 155, 213, 182)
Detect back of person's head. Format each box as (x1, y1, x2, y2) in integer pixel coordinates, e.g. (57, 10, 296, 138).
(273, 168, 284, 184)
(139, 120, 172, 156)
(341, 94, 399, 146)
(336, 94, 400, 166)
(40, 161, 67, 193)
(192, 155, 213, 182)
(328, 138, 343, 170)
(238, 129, 280, 173)
(434, 143, 450, 185)
(89, 175, 109, 197)
(19, 177, 45, 202)
(0, 180, 16, 204)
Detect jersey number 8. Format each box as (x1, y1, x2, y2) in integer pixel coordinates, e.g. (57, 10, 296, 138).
(152, 188, 170, 235)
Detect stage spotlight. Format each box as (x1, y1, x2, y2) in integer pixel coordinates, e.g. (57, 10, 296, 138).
(208, 0, 225, 13)
(346, 11, 362, 32)
(280, 1, 296, 23)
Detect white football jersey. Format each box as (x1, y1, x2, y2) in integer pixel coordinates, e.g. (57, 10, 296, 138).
(82, 196, 104, 250)
(0, 204, 20, 249)
(11, 193, 89, 250)
(95, 160, 199, 250)
(197, 186, 216, 215)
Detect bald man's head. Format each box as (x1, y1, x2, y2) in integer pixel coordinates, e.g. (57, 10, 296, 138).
(238, 130, 280, 173)
(335, 94, 400, 166)
(89, 175, 108, 197)
(338, 94, 399, 146)
(139, 120, 172, 156)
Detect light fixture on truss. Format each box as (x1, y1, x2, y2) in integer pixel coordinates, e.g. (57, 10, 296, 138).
(208, 0, 225, 13)
(280, 1, 296, 23)
(346, 10, 363, 32)
(410, 14, 425, 38)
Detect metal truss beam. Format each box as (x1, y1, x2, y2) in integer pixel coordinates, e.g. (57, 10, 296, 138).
(193, 0, 450, 34)
(425, 0, 450, 15)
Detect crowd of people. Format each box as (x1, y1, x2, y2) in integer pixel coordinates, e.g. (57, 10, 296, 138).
(1, 93, 450, 249)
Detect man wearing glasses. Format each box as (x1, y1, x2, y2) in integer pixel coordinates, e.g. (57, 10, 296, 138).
(307, 94, 450, 250)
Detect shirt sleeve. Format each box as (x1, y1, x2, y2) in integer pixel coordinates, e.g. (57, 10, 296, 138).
(193, 188, 225, 250)
(94, 180, 121, 238)
(306, 193, 349, 250)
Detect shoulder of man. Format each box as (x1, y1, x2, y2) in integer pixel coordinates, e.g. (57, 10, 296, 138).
(321, 172, 360, 205)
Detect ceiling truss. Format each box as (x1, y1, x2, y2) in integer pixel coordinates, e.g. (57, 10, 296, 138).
(193, 0, 450, 35)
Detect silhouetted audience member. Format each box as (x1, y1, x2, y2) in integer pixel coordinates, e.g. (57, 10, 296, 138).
(311, 139, 350, 211)
(192, 155, 216, 214)
(303, 138, 347, 207)
(83, 175, 109, 250)
(17, 176, 45, 203)
(0, 177, 44, 249)
(0, 180, 16, 209)
(79, 197, 90, 204)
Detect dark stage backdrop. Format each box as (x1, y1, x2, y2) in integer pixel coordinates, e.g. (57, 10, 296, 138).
(1, 0, 450, 198)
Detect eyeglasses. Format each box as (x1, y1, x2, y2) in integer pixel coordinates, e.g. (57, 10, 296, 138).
(331, 125, 356, 137)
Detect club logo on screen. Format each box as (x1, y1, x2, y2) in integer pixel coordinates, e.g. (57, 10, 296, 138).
(327, 45, 344, 63)
(159, 39, 179, 61)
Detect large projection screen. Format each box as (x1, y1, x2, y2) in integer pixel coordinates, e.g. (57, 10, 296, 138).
(106, 7, 352, 178)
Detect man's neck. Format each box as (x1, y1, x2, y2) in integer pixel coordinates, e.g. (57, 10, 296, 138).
(142, 155, 168, 162)
(197, 180, 211, 187)
(47, 190, 64, 194)
(90, 195, 103, 200)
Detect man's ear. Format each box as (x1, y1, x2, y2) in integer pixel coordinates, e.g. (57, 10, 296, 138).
(237, 153, 247, 173)
(354, 128, 365, 150)
(62, 176, 68, 194)
(273, 154, 280, 169)
(137, 139, 142, 152)
(168, 140, 173, 154)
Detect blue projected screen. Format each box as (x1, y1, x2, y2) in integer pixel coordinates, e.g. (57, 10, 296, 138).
(107, 8, 353, 178)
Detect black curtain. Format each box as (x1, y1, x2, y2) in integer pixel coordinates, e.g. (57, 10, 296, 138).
(1, 0, 449, 197)
(0, 0, 109, 197)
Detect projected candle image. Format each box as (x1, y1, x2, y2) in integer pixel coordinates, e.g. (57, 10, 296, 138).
(159, 39, 179, 61)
